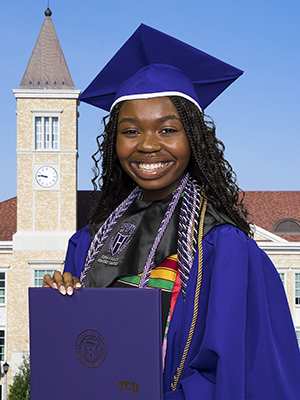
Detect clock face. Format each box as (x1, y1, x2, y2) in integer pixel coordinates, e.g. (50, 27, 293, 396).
(35, 166, 58, 188)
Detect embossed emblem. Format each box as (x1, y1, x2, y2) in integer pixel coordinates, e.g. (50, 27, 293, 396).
(75, 329, 107, 368)
(109, 223, 136, 256)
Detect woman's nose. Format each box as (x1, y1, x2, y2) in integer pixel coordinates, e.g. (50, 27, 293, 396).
(136, 132, 162, 152)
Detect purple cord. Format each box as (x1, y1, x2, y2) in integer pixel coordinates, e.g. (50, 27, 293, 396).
(139, 173, 189, 288)
(80, 186, 142, 284)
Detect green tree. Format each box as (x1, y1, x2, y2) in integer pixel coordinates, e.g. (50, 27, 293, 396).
(7, 354, 30, 400)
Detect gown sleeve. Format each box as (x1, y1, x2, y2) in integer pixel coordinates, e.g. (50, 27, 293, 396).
(163, 224, 300, 400)
(63, 226, 91, 278)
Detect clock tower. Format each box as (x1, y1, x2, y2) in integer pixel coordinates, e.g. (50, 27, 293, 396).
(9, 7, 80, 368)
(12, 7, 80, 246)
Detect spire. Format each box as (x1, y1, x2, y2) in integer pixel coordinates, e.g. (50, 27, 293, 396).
(19, 8, 74, 89)
(45, 7, 52, 17)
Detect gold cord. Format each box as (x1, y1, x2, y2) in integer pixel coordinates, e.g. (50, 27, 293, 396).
(171, 193, 207, 391)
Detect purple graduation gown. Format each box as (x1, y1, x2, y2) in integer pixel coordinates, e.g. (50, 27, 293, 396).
(64, 224, 300, 399)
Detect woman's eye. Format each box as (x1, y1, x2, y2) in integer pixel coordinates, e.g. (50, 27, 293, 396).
(161, 128, 177, 134)
(122, 129, 139, 135)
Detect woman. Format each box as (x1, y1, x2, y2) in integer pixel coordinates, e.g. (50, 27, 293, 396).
(43, 24, 300, 399)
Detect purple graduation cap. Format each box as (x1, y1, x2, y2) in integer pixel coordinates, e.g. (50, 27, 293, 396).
(79, 23, 243, 112)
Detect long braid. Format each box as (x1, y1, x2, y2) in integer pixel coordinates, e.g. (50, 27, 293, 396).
(89, 102, 136, 223)
(169, 96, 251, 236)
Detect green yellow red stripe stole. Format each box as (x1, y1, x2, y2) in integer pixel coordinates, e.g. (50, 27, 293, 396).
(117, 254, 178, 292)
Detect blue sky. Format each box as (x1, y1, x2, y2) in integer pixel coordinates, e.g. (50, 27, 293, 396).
(1, 0, 299, 202)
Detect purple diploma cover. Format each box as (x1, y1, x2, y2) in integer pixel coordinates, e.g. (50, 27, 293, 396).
(29, 287, 162, 399)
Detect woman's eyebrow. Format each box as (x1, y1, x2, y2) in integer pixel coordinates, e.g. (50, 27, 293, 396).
(118, 117, 139, 125)
(156, 115, 181, 123)
(118, 114, 181, 126)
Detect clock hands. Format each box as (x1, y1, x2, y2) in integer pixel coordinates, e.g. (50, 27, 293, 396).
(36, 166, 58, 188)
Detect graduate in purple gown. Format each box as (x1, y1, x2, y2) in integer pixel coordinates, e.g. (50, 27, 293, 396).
(43, 24, 300, 399)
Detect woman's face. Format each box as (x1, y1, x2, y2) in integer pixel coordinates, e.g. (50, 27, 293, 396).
(116, 97, 190, 201)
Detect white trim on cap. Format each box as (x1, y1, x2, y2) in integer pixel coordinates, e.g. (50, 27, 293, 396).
(110, 91, 202, 113)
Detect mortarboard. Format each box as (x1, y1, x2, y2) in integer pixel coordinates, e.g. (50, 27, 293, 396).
(79, 23, 243, 112)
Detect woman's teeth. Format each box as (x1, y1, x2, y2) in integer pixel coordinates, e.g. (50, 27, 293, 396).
(138, 162, 169, 171)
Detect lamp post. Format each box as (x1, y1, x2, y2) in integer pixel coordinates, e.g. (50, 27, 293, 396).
(3, 362, 9, 400)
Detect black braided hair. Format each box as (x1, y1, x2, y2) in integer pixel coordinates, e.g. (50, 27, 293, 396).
(89, 101, 136, 222)
(89, 97, 251, 236)
(169, 96, 251, 236)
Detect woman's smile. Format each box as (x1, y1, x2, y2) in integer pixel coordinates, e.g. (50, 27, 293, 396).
(116, 97, 191, 201)
(136, 161, 171, 171)
(131, 160, 173, 178)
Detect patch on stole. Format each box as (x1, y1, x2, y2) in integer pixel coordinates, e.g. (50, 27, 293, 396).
(75, 329, 107, 368)
(109, 223, 136, 256)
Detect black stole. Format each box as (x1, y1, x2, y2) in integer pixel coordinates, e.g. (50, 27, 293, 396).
(85, 195, 180, 288)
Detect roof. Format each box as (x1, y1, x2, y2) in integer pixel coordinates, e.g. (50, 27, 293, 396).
(77, 191, 300, 242)
(0, 197, 17, 241)
(0, 191, 299, 242)
(0, 191, 98, 241)
(19, 10, 74, 89)
(243, 191, 300, 242)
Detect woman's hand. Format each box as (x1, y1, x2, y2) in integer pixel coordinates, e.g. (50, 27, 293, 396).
(42, 271, 82, 296)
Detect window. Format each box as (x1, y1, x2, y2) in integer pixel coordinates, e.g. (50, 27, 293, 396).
(33, 111, 61, 150)
(296, 331, 300, 349)
(34, 269, 57, 287)
(44, 117, 50, 149)
(29, 260, 64, 287)
(35, 117, 42, 149)
(279, 272, 285, 288)
(0, 273, 6, 304)
(295, 273, 300, 305)
(273, 219, 300, 235)
(52, 117, 59, 149)
(0, 330, 5, 361)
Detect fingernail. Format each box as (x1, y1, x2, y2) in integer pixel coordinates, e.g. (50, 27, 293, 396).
(53, 282, 58, 289)
(59, 286, 66, 295)
(67, 286, 73, 296)
(75, 282, 82, 288)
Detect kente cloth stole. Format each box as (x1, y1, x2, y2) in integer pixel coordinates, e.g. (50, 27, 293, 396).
(117, 254, 178, 292)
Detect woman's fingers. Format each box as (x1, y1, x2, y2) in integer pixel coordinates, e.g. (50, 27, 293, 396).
(43, 273, 58, 289)
(72, 275, 82, 290)
(54, 271, 68, 295)
(42, 271, 82, 296)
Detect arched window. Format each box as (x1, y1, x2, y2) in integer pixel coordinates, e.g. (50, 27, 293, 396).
(273, 218, 300, 235)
